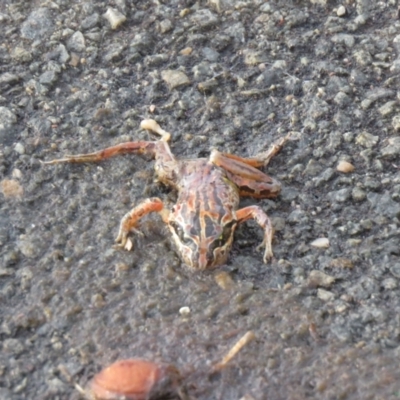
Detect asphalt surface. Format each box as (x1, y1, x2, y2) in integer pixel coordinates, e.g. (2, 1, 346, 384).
(1, 0, 400, 399)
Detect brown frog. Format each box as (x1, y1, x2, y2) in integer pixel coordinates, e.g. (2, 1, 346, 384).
(43, 120, 289, 270)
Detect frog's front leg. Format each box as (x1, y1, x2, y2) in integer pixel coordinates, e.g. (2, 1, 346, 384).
(115, 197, 170, 250)
(236, 206, 274, 263)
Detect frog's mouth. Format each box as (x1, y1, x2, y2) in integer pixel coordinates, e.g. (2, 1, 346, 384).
(174, 234, 234, 270)
(168, 218, 237, 270)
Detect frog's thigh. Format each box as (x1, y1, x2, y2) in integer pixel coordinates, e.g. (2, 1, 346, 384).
(210, 134, 289, 170)
(210, 149, 271, 180)
(210, 149, 266, 169)
(210, 150, 279, 198)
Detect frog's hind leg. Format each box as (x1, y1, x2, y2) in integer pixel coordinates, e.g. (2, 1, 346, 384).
(212, 134, 290, 169)
(42, 141, 159, 164)
(210, 150, 281, 198)
(42, 119, 173, 165)
(210, 134, 289, 198)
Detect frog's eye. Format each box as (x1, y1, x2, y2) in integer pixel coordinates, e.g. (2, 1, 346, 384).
(170, 221, 192, 245)
(211, 220, 237, 250)
(170, 221, 184, 239)
(222, 220, 236, 239)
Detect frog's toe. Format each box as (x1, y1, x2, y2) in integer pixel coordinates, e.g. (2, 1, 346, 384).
(115, 227, 144, 251)
(262, 252, 273, 264)
(115, 227, 129, 245)
(115, 234, 127, 248)
(257, 242, 273, 264)
(114, 236, 133, 251)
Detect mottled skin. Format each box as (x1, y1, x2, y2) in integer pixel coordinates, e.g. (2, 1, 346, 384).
(43, 120, 289, 270)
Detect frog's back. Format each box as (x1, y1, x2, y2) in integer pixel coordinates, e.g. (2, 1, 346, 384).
(176, 159, 240, 212)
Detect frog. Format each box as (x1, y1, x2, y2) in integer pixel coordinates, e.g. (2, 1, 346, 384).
(43, 119, 289, 270)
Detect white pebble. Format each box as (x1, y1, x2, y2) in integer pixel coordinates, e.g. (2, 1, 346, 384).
(337, 6, 347, 17)
(179, 306, 190, 316)
(12, 168, 23, 179)
(103, 7, 126, 30)
(14, 143, 25, 155)
(309, 270, 335, 288)
(337, 161, 354, 173)
(161, 69, 190, 90)
(310, 237, 330, 248)
(317, 288, 335, 301)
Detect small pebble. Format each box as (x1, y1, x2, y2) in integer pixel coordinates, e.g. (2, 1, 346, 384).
(12, 47, 32, 63)
(179, 8, 190, 17)
(239, 395, 256, 400)
(352, 187, 366, 202)
(337, 6, 347, 17)
(180, 47, 192, 56)
(103, 7, 127, 30)
(179, 306, 190, 316)
(67, 31, 86, 53)
(20, 8, 54, 41)
(392, 115, 400, 131)
(0, 72, 20, 85)
(159, 19, 173, 34)
(330, 258, 354, 269)
(115, 263, 129, 273)
(3, 338, 24, 355)
(1, 179, 24, 198)
(337, 161, 354, 173)
(308, 270, 335, 288)
(214, 271, 234, 290)
(198, 79, 218, 93)
(243, 50, 263, 66)
(382, 278, 397, 290)
(346, 238, 362, 247)
(317, 288, 335, 301)
(69, 53, 80, 67)
(379, 101, 396, 117)
(91, 293, 106, 308)
(161, 70, 190, 90)
(381, 137, 400, 158)
(355, 131, 379, 148)
(335, 302, 349, 313)
(0, 106, 17, 129)
(14, 142, 25, 155)
(310, 238, 330, 248)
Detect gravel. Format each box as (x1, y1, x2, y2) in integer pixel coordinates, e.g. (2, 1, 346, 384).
(1, 0, 400, 399)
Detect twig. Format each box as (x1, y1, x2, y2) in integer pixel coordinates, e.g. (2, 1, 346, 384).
(213, 331, 256, 371)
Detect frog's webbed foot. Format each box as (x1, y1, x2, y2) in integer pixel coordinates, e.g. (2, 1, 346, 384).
(114, 197, 166, 251)
(236, 205, 274, 264)
(40, 153, 102, 164)
(115, 227, 144, 250)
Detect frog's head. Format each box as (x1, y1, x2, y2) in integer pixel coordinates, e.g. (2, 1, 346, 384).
(168, 205, 237, 270)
